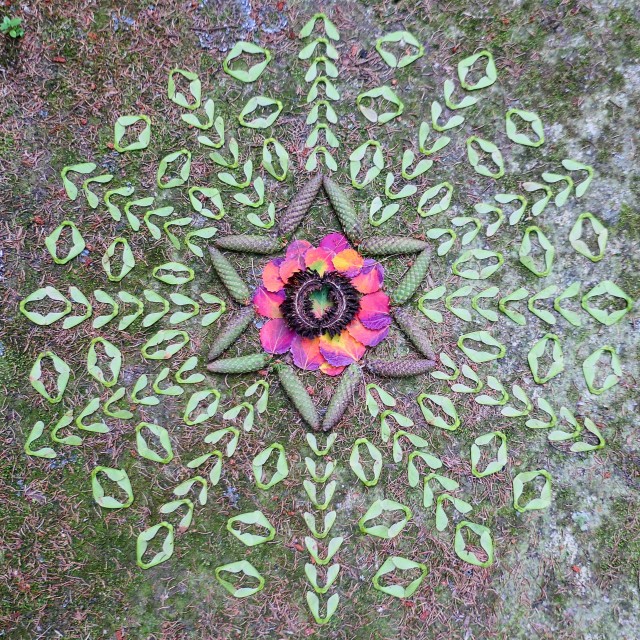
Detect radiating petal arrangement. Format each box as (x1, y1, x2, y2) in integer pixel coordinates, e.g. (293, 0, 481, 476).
(255, 233, 390, 375)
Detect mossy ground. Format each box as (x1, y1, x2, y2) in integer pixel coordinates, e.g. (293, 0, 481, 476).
(1, 1, 639, 639)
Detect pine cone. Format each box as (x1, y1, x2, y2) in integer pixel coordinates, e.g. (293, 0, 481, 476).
(277, 174, 323, 236)
(322, 364, 363, 431)
(323, 176, 363, 243)
(208, 247, 250, 304)
(208, 306, 255, 360)
(215, 234, 283, 255)
(206, 353, 270, 374)
(276, 364, 320, 430)
(393, 307, 436, 359)
(359, 236, 429, 256)
(365, 357, 436, 377)
(390, 248, 430, 305)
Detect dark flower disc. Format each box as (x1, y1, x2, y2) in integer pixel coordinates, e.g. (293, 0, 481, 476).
(281, 269, 360, 338)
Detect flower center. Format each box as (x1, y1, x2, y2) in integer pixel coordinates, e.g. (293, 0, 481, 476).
(281, 269, 360, 338)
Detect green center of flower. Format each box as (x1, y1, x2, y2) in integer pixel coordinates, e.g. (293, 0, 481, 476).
(308, 286, 336, 319)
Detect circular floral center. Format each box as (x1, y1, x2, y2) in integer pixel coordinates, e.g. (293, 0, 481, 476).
(281, 270, 360, 339)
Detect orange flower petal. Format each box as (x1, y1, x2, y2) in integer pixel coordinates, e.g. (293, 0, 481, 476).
(358, 291, 391, 330)
(320, 362, 346, 376)
(351, 259, 384, 294)
(259, 318, 295, 354)
(332, 248, 364, 277)
(304, 247, 334, 276)
(253, 286, 284, 319)
(346, 316, 389, 347)
(290, 335, 325, 371)
(319, 331, 367, 367)
(262, 258, 285, 292)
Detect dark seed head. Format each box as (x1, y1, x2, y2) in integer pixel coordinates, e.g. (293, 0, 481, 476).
(280, 269, 360, 339)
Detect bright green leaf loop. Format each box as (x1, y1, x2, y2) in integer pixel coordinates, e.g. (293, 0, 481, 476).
(471, 431, 507, 478)
(91, 466, 133, 509)
(30, 351, 70, 403)
(20, 287, 71, 325)
(223, 41, 272, 82)
(227, 511, 276, 546)
(513, 469, 552, 513)
(87, 337, 122, 388)
(183, 388, 221, 425)
(216, 560, 265, 598)
(141, 329, 190, 360)
(581, 281, 633, 326)
(349, 140, 384, 189)
(375, 30, 424, 68)
(359, 499, 412, 539)
(528, 333, 564, 384)
(137, 522, 175, 569)
(189, 186, 225, 219)
(262, 137, 289, 181)
(458, 331, 506, 363)
(372, 556, 428, 598)
(452, 248, 504, 279)
(152, 262, 194, 285)
(252, 443, 288, 490)
(349, 438, 382, 487)
(136, 422, 173, 463)
(505, 109, 544, 147)
(238, 96, 283, 129)
(167, 68, 201, 110)
(583, 345, 621, 395)
(466, 136, 504, 179)
(569, 212, 608, 262)
(454, 521, 494, 567)
(417, 182, 453, 217)
(45, 220, 85, 264)
(519, 226, 555, 277)
(157, 149, 191, 189)
(102, 237, 135, 282)
(417, 394, 460, 431)
(114, 114, 151, 152)
(356, 86, 404, 124)
(457, 50, 497, 90)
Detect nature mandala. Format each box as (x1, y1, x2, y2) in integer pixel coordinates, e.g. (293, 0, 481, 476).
(4, 4, 639, 638)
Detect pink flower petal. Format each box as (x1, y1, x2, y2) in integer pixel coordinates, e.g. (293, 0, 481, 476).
(319, 331, 367, 367)
(279, 258, 303, 284)
(253, 287, 285, 319)
(304, 247, 335, 276)
(320, 233, 350, 255)
(346, 317, 389, 347)
(358, 291, 392, 330)
(351, 259, 384, 294)
(285, 239, 312, 260)
(262, 258, 285, 292)
(259, 318, 295, 354)
(320, 362, 346, 376)
(333, 248, 365, 277)
(290, 335, 326, 371)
